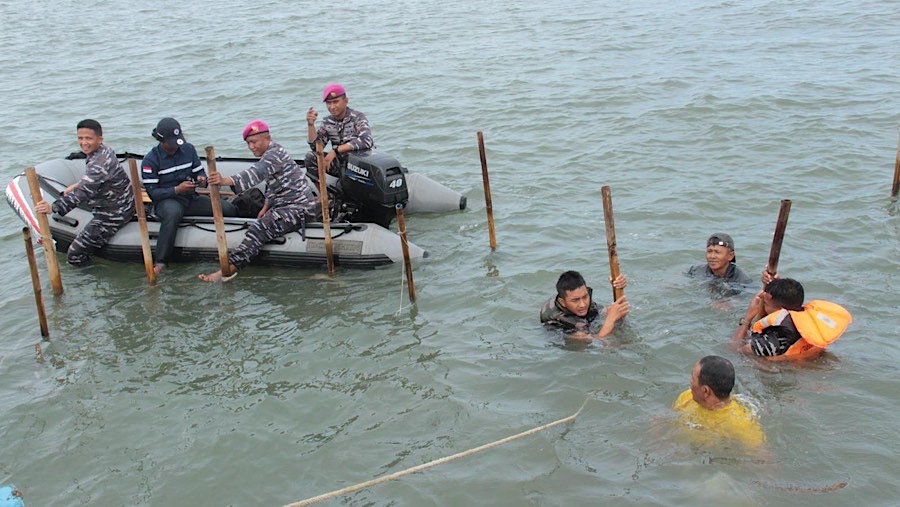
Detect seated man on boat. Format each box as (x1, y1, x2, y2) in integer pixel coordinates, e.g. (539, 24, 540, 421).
(33, 119, 135, 266)
(540, 270, 630, 342)
(305, 83, 375, 177)
(142, 117, 237, 274)
(731, 276, 852, 360)
(673, 355, 765, 449)
(198, 120, 318, 282)
(686, 233, 754, 286)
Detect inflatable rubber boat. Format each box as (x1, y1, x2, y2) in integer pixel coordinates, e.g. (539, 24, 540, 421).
(7, 151, 466, 269)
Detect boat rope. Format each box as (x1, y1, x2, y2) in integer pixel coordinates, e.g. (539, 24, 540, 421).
(395, 261, 409, 315)
(751, 480, 849, 494)
(282, 397, 590, 507)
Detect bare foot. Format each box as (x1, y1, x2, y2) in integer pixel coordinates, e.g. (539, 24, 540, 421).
(198, 270, 223, 282)
(154, 263, 166, 275)
(198, 269, 237, 282)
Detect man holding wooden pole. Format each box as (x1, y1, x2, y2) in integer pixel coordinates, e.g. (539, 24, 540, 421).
(198, 121, 318, 282)
(540, 271, 630, 342)
(731, 277, 852, 360)
(33, 119, 134, 266)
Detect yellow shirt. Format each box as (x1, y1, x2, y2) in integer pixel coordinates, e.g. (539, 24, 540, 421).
(672, 389, 765, 448)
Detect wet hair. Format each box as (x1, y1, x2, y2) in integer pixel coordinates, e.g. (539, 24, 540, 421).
(698, 355, 735, 399)
(76, 119, 103, 136)
(556, 270, 587, 298)
(765, 278, 804, 311)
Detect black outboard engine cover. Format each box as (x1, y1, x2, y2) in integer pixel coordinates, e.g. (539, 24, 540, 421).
(340, 151, 409, 227)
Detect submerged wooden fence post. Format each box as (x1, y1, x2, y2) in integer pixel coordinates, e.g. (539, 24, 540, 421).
(764, 199, 792, 286)
(205, 146, 232, 276)
(23, 227, 49, 338)
(128, 159, 157, 285)
(315, 141, 336, 273)
(477, 131, 497, 250)
(25, 167, 63, 296)
(601, 186, 624, 302)
(892, 132, 900, 197)
(395, 205, 416, 303)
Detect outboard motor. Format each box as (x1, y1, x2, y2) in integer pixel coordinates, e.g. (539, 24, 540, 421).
(340, 151, 409, 227)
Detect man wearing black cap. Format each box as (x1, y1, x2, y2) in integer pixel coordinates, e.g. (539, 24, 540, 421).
(141, 117, 236, 273)
(687, 232, 754, 285)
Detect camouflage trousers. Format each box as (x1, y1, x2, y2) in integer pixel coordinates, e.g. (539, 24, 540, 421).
(228, 205, 308, 269)
(68, 208, 135, 267)
(304, 150, 345, 178)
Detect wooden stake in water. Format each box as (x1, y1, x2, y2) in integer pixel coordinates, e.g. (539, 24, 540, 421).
(22, 227, 49, 338)
(892, 132, 900, 197)
(25, 167, 63, 296)
(764, 199, 792, 285)
(477, 131, 497, 250)
(127, 158, 157, 285)
(315, 141, 335, 273)
(601, 186, 624, 302)
(205, 146, 232, 276)
(395, 204, 416, 303)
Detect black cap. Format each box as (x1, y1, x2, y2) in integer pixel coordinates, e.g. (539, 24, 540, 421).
(152, 117, 185, 147)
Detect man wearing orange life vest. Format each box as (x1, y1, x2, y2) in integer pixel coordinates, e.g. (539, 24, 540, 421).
(731, 277, 852, 360)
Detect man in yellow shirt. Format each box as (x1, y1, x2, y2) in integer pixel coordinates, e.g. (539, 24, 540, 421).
(673, 355, 765, 449)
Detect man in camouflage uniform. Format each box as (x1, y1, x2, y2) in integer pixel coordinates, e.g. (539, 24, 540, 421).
(304, 83, 375, 177)
(34, 119, 135, 266)
(198, 120, 318, 282)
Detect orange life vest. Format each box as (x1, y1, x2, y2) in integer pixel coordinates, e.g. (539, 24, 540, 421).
(751, 300, 852, 360)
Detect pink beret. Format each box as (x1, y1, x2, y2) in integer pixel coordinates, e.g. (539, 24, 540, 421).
(322, 83, 346, 102)
(242, 120, 269, 140)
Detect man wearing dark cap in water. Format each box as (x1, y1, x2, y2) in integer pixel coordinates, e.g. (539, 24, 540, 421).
(304, 83, 375, 177)
(687, 232, 754, 285)
(141, 117, 237, 274)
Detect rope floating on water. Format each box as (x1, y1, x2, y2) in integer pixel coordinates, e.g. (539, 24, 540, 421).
(283, 397, 590, 507)
(752, 479, 849, 494)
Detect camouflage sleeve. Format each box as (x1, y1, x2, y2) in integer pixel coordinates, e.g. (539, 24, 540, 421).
(347, 111, 374, 151)
(52, 155, 109, 215)
(231, 159, 269, 194)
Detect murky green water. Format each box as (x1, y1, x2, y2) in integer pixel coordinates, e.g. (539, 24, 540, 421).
(1, 0, 898, 505)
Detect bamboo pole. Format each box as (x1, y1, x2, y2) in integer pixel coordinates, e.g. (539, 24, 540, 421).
(315, 141, 335, 273)
(892, 132, 899, 197)
(476, 131, 497, 250)
(395, 204, 416, 303)
(764, 199, 792, 285)
(127, 159, 157, 285)
(22, 227, 49, 338)
(204, 146, 232, 276)
(601, 186, 624, 301)
(25, 167, 63, 295)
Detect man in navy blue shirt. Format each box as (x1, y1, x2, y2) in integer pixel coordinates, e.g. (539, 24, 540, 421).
(141, 117, 237, 273)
